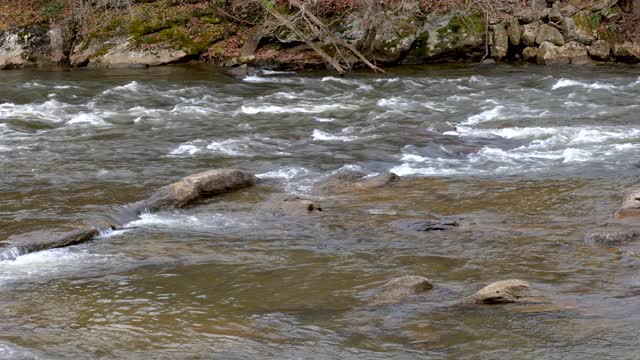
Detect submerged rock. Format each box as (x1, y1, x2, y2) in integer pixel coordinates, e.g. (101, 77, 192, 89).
(615, 188, 640, 219)
(390, 218, 460, 232)
(585, 231, 640, 246)
(144, 169, 256, 211)
(372, 275, 434, 305)
(0, 227, 100, 261)
(255, 194, 323, 216)
(466, 279, 532, 305)
(314, 170, 399, 195)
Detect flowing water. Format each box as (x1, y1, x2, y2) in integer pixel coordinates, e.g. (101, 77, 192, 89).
(1, 64, 640, 359)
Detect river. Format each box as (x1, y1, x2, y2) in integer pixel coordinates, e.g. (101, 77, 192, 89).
(1, 64, 640, 359)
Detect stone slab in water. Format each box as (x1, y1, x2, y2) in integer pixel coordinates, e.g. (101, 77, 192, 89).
(144, 169, 257, 211)
(0, 227, 99, 261)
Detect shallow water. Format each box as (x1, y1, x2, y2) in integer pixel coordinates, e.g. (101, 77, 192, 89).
(1, 64, 640, 359)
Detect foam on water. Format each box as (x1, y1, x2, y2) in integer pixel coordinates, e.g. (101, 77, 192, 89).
(312, 129, 360, 142)
(243, 75, 300, 84)
(170, 144, 202, 155)
(66, 113, 109, 126)
(241, 104, 357, 114)
(551, 78, 618, 91)
(0, 247, 112, 285)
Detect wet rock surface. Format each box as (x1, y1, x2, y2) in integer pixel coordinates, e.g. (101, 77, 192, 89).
(0, 228, 100, 261)
(144, 169, 257, 211)
(466, 279, 533, 304)
(615, 188, 640, 219)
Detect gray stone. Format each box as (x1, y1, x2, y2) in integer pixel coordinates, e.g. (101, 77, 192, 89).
(522, 46, 538, 62)
(0, 228, 100, 261)
(342, 13, 418, 63)
(537, 41, 570, 65)
(506, 20, 521, 46)
(521, 22, 541, 46)
(466, 279, 532, 305)
(491, 23, 509, 60)
(615, 188, 640, 219)
(0, 25, 65, 69)
(535, 24, 564, 46)
(613, 41, 640, 62)
(563, 41, 591, 64)
(562, 10, 598, 45)
(406, 12, 486, 63)
(548, 5, 563, 22)
(372, 275, 434, 304)
(587, 40, 611, 61)
(144, 169, 256, 211)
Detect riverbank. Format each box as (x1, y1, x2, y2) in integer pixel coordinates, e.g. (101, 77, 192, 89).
(0, 0, 639, 71)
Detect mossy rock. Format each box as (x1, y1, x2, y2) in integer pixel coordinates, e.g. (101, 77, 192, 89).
(407, 11, 485, 63)
(562, 10, 598, 45)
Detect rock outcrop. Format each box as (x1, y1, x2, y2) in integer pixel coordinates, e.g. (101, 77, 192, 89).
(372, 275, 434, 305)
(144, 169, 256, 212)
(0, 25, 66, 69)
(71, 38, 192, 68)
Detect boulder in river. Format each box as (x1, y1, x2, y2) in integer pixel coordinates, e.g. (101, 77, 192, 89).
(466, 279, 532, 305)
(144, 169, 256, 211)
(372, 275, 434, 305)
(0, 227, 100, 261)
(615, 188, 640, 220)
(314, 170, 399, 195)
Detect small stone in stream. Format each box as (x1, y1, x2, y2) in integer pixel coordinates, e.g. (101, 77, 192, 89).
(0, 227, 100, 261)
(615, 188, 640, 220)
(390, 218, 460, 232)
(372, 275, 434, 304)
(255, 194, 323, 216)
(585, 231, 640, 246)
(466, 279, 532, 305)
(314, 170, 399, 195)
(144, 169, 256, 211)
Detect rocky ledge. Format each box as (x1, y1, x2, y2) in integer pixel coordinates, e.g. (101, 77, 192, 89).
(0, 0, 638, 70)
